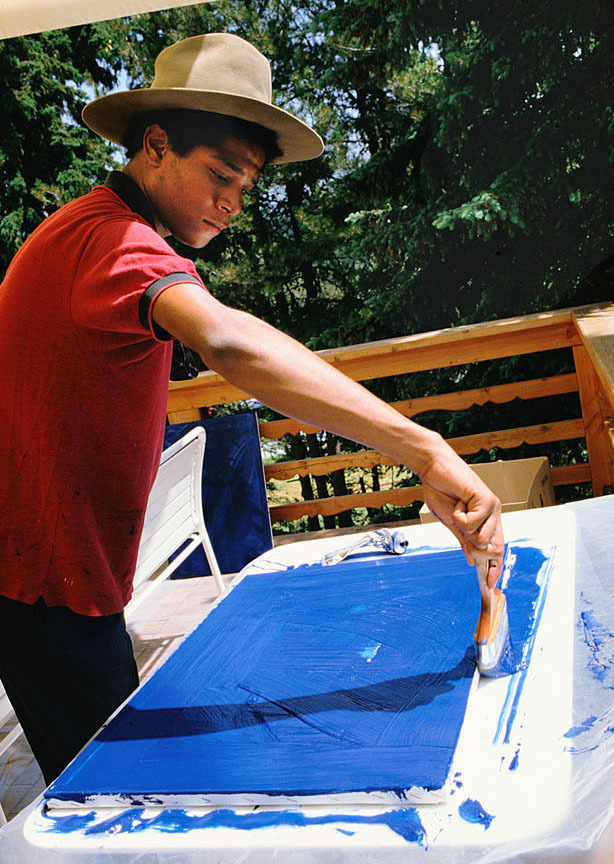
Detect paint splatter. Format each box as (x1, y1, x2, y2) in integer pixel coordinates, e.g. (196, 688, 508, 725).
(562, 711, 614, 754)
(459, 798, 494, 829)
(578, 605, 614, 684)
(449, 771, 463, 796)
(563, 715, 597, 739)
(509, 746, 520, 771)
(42, 805, 427, 845)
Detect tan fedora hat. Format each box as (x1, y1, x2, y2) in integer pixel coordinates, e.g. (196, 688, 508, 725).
(82, 32, 323, 164)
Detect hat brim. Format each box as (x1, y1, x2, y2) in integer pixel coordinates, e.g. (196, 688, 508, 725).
(82, 88, 323, 165)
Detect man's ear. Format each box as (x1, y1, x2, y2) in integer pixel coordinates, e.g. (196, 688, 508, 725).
(142, 124, 170, 166)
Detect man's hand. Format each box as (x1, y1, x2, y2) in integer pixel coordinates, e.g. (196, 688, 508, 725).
(419, 444, 504, 587)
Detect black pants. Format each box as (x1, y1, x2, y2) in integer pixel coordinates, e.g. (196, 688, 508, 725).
(0, 595, 139, 785)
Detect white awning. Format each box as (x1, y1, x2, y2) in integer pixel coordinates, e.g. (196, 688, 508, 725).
(0, 0, 212, 39)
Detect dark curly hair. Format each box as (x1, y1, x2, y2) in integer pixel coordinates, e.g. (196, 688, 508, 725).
(122, 108, 282, 163)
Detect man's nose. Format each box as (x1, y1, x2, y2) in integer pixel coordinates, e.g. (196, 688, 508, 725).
(215, 190, 242, 216)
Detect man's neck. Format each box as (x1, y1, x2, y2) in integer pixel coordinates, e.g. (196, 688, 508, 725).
(119, 160, 169, 237)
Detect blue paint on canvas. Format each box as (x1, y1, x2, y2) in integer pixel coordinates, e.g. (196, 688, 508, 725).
(42, 804, 427, 845)
(45, 545, 550, 806)
(493, 545, 553, 745)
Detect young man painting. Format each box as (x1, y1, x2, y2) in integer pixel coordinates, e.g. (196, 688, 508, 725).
(0, 33, 503, 784)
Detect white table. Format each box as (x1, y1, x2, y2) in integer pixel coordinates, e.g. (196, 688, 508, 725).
(1, 497, 613, 864)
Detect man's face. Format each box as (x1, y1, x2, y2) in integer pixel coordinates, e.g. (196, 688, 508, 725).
(147, 132, 266, 248)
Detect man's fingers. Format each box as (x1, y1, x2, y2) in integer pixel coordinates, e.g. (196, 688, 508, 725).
(487, 557, 502, 587)
(421, 474, 504, 579)
(453, 495, 502, 549)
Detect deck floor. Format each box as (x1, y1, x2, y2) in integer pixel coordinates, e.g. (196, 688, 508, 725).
(0, 572, 232, 823)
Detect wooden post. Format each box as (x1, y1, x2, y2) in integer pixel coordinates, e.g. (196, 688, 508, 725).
(573, 344, 614, 496)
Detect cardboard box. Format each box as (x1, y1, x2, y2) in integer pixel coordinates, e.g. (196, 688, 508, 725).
(419, 457, 556, 524)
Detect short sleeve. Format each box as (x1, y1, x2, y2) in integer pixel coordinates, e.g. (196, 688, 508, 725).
(71, 216, 207, 341)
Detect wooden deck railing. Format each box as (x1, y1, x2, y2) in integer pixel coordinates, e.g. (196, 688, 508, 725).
(166, 303, 614, 529)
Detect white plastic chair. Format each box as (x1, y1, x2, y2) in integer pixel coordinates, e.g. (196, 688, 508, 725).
(0, 681, 24, 825)
(125, 426, 223, 617)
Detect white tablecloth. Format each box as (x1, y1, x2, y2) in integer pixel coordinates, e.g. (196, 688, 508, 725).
(1, 497, 612, 863)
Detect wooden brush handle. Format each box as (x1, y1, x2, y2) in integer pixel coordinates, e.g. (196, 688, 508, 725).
(475, 559, 494, 643)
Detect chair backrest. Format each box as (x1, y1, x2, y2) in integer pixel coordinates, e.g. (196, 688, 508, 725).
(127, 426, 223, 616)
(134, 426, 206, 588)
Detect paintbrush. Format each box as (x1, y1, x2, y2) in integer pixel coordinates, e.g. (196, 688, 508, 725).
(474, 558, 512, 677)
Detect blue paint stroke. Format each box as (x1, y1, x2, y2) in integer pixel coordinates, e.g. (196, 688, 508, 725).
(493, 545, 554, 745)
(564, 742, 599, 755)
(89, 650, 474, 745)
(459, 798, 494, 829)
(42, 810, 97, 833)
(42, 805, 427, 845)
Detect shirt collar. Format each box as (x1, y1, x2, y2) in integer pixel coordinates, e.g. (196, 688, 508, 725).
(103, 170, 157, 231)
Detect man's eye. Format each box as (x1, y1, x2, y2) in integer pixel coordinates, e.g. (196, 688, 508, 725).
(212, 170, 229, 182)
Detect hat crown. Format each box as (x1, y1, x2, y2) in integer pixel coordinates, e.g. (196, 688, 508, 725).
(152, 33, 273, 105)
(82, 32, 323, 164)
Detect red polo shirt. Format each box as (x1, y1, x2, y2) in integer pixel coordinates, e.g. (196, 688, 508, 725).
(0, 176, 206, 615)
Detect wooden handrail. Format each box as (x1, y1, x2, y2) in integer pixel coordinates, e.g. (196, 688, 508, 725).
(264, 419, 585, 481)
(270, 486, 425, 522)
(269, 461, 594, 523)
(259, 373, 579, 440)
(167, 304, 606, 419)
(166, 302, 614, 527)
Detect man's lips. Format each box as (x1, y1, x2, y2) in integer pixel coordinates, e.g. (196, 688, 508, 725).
(203, 218, 227, 232)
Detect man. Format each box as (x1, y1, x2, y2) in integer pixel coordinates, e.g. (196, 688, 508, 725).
(0, 33, 503, 784)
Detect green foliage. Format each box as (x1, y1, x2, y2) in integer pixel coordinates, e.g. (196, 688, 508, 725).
(2, 1, 611, 528)
(0, 24, 125, 274)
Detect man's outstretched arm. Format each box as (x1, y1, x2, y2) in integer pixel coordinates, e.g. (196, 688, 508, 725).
(153, 283, 504, 584)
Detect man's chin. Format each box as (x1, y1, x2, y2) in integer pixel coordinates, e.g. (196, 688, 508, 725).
(172, 232, 213, 250)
